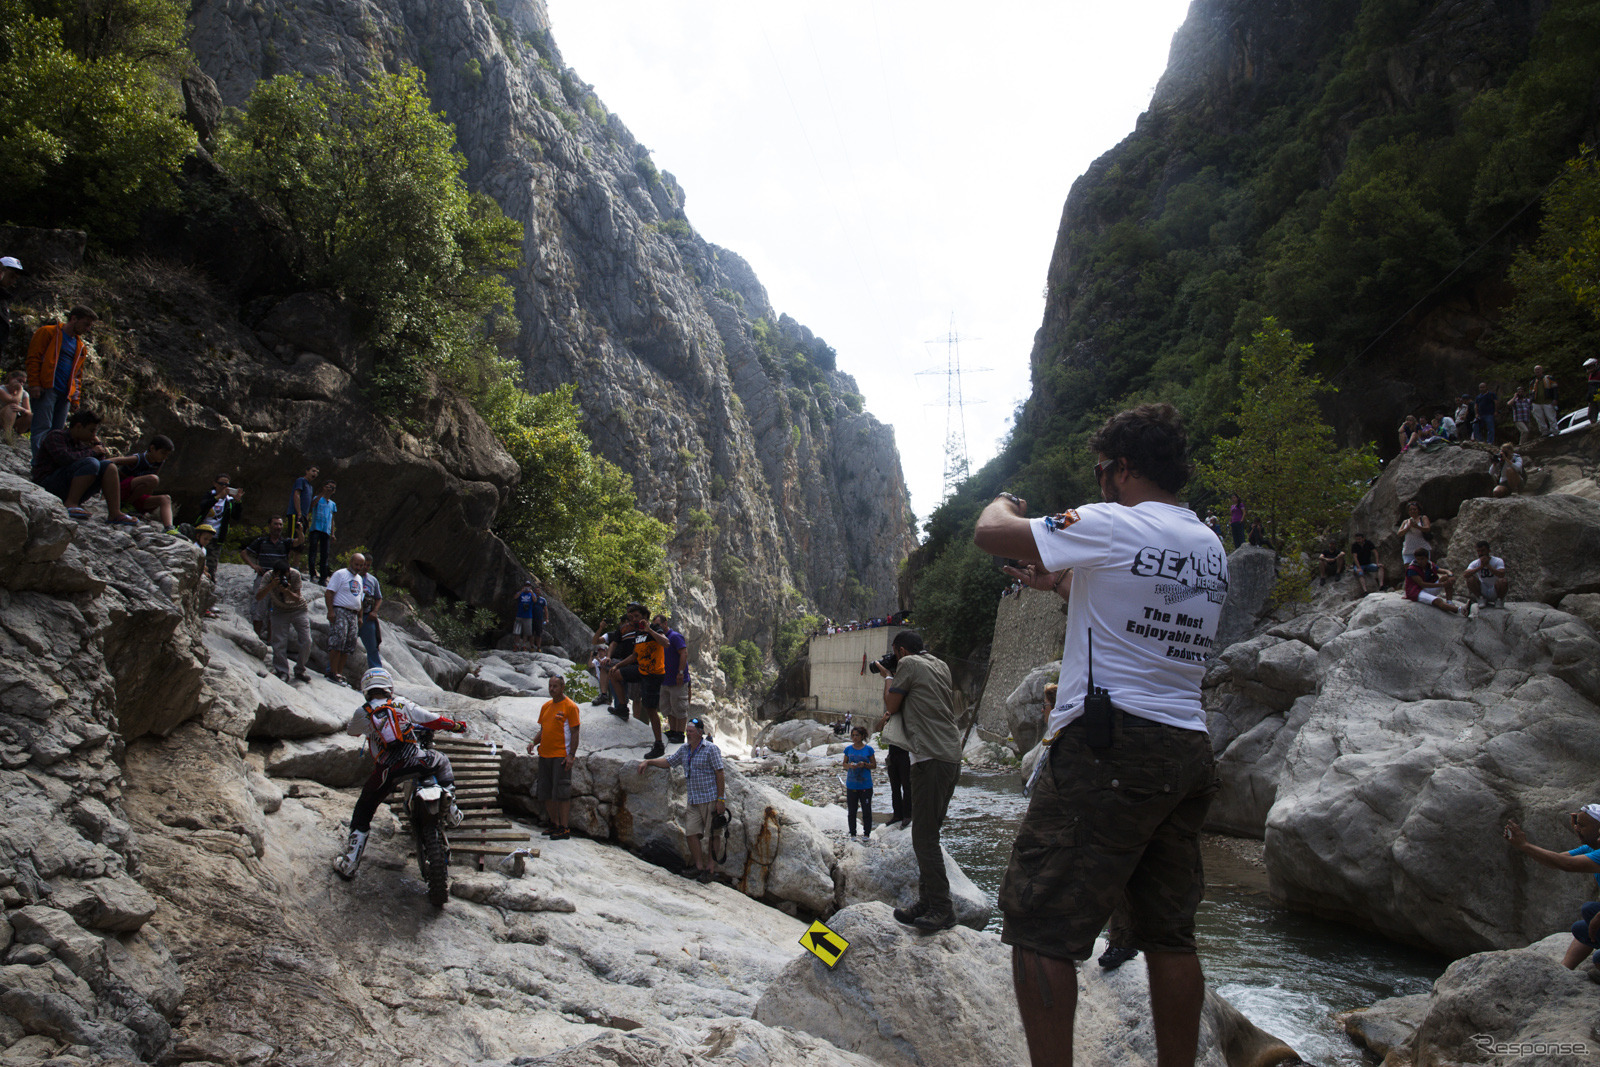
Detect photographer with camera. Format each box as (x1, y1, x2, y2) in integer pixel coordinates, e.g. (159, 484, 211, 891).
(872, 631, 962, 933)
(973, 403, 1228, 1067)
(255, 554, 311, 683)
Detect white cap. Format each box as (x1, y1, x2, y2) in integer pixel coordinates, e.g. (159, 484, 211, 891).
(0, 257, 21, 272)
(1586, 359, 1598, 368)
(1583, 803, 1600, 822)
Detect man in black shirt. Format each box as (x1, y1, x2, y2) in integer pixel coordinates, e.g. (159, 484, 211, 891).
(1349, 532, 1385, 594)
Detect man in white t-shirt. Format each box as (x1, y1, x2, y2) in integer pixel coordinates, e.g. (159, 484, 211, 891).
(323, 555, 366, 687)
(1465, 540, 1508, 608)
(973, 403, 1227, 1067)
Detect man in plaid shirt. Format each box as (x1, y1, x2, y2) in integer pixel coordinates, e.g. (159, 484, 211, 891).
(638, 717, 726, 882)
(1510, 388, 1535, 443)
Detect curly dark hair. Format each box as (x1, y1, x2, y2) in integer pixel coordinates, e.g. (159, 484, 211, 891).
(1087, 403, 1192, 494)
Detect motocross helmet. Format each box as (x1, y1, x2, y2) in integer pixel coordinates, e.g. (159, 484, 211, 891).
(360, 667, 394, 697)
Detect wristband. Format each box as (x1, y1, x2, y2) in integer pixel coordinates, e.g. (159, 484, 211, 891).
(1052, 571, 1068, 593)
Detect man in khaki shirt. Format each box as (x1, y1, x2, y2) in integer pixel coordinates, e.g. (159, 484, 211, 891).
(875, 630, 962, 933)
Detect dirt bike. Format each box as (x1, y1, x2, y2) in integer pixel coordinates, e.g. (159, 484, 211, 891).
(405, 728, 452, 906)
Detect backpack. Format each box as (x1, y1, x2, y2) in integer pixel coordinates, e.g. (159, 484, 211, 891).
(365, 699, 417, 752)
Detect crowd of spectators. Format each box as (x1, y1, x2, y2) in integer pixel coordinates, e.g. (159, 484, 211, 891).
(590, 606, 691, 761)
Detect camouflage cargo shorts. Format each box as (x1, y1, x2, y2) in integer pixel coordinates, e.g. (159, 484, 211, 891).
(327, 606, 360, 654)
(999, 712, 1218, 961)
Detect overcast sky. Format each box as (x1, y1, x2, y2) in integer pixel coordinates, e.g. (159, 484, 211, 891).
(544, 0, 1194, 530)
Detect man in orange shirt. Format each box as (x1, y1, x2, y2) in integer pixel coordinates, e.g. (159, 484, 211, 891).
(526, 675, 581, 840)
(26, 306, 97, 459)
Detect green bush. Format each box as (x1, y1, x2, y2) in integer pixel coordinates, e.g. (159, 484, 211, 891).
(0, 0, 194, 236)
(716, 554, 747, 587)
(718, 639, 762, 688)
(216, 67, 522, 411)
(478, 379, 670, 622)
(423, 600, 498, 656)
(774, 614, 820, 668)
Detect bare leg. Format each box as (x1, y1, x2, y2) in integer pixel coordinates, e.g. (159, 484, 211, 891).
(554, 797, 570, 830)
(154, 494, 173, 527)
(1564, 938, 1590, 969)
(1467, 575, 1482, 602)
(686, 832, 706, 872)
(1013, 946, 1077, 1067)
(1146, 951, 1205, 1067)
(102, 465, 126, 519)
(647, 709, 664, 743)
(63, 472, 97, 507)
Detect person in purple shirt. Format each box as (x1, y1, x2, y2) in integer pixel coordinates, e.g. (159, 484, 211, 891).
(656, 614, 691, 745)
(1228, 493, 1245, 549)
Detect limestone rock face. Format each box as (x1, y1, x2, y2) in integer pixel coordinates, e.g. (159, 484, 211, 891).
(1346, 935, 1600, 1067)
(752, 901, 1029, 1067)
(183, 0, 916, 672)
(753, 902, 1297, 1067)
(831, 829, 991, 929)
(1205, 594, 1600, 955)
(1214, 545, 1276, 653)
(1444, 494, 1600, 605)
(1344, 445, 1497, 581)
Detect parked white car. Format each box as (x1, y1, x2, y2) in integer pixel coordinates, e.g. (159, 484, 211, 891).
(1555, 408, 1594, 436)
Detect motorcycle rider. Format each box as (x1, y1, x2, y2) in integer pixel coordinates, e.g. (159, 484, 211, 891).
(333, 667, 468, 879)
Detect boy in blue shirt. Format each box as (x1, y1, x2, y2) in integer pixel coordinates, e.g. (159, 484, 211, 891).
(843, 726, 876, 838)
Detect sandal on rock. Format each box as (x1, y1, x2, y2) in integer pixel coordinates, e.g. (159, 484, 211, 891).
(106, 514, 139, 528)
(66, 507, 90, 520)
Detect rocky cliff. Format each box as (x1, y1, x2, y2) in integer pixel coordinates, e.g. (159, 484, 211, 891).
(183, 0, 917, 662)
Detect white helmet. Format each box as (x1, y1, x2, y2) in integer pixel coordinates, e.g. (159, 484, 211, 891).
(360, 667, 394, 696)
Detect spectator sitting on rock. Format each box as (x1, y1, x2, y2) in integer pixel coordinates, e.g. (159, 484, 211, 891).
(1404, 546, 1469, 617)
(1317, 541, 1345, 586)
(1489, 443, 1523, 497)
(111, 434, 177, 534)
(1349, 532, 1385, 594)
(1247, 519, 1266, 547)
(1465, 540, 1508, 609)
(637, 716, 725, 883)
(242, 515, 293, 641)
(1436, 408, 1457, 442)
(1510, 388, 1534, 443)
(1397, 415, 1420, 452)
(195, 474, 242, 579)
(307, 480, 337, 585)
(286, 464, 318, 544)
(255, 557, 312, 683)
(25, 305, 97, 459)
(1397, 500, 1431, 566)
(1, 369, 32, 440)
(843, 726, 876, 839)
(525, 675, 580, 841)
(30, 408, 138, 526)
(1504, 805, 1600, 970)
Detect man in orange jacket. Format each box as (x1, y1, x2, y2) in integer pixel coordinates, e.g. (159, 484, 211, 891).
(26, 306, 97, 459)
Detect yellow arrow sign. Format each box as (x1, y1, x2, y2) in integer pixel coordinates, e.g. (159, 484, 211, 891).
(800, 920, 849, 967)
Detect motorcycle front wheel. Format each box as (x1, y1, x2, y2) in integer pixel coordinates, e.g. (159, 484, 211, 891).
(415, 809, 450, 906)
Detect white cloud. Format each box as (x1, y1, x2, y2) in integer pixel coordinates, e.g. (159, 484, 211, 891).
(545, 0, 1192, 529)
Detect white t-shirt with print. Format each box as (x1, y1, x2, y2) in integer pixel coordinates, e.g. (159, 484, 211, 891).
(1465, 555, 1505, 576)
(1031, 501, 1228, 736)
(327, 568, 364, 610)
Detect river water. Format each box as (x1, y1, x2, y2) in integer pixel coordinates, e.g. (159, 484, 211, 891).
(940, 769, 1448, 1065)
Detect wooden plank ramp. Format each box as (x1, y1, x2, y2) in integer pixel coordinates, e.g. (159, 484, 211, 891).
(388, 736, 539, 869)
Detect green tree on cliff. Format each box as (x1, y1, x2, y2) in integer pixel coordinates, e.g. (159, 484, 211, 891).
(1197, 319, 1378, 587)
(217, 68, 522, 408)
(1495, 152, 1600, 365)
(479, 380, 669, 621)
(0, 0, 194, 235)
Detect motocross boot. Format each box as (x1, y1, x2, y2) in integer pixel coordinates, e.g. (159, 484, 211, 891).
(444, 785, 464, 828)
(332, 829, 368, 879)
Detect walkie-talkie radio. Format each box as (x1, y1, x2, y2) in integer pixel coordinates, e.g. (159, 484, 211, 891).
(1083, 628, 1114, 748)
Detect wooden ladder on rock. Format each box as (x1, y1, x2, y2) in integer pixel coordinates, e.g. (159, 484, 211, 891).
(388, 736, 539, 869)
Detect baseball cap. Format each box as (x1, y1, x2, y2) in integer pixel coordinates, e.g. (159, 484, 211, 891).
(193, 523, 217, 534)
(1586, 359, 1598, 368)
(0, 257, 21, 272)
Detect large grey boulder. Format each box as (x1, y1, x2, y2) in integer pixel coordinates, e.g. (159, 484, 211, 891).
(1444, 494, 1600, 605)
(1262, 596, 1600, 955)
(506, 1018, 879, 1066)
(757, 719, 835, 753)
(504, 715, 837, 913)
(832, 828, 991, 929)
(1346, 934, 1600, 1067)
(753, 902, 1299, 1067)
(1004, 663, 1057, 755)
(1214, 545, 1276, 653)
(752, 902, 1028, 1067)
(261, 734, 371, 788)
(1345, 444, 1496, 581)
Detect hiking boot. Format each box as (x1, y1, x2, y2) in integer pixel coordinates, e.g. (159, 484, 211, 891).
(697, 868, 713, 883)
(609, 705, 630, 719)
(644, 741, 665, 760)
(893, 900, 928, 926)
(443, 785, 464, 827)
(332, 830, 368, 879)
(912, 909, 956, 934)
(1098, 945, 1138, 970)
(666, 730, 686, 744)
(590, 695, 609, 706)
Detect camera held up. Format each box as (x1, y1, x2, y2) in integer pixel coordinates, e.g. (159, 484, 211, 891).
(868, 652, 899, 676)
